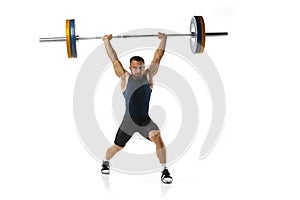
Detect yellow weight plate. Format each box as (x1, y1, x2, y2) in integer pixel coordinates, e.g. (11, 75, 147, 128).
(66, 20, 72, 58)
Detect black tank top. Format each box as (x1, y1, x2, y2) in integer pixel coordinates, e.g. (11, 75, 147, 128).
(123, 75, 152, 122)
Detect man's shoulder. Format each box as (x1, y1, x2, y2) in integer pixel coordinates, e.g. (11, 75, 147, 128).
(120, 71, 130, 78)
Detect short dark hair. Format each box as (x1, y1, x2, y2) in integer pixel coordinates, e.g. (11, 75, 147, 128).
(130, 56, 144, 64)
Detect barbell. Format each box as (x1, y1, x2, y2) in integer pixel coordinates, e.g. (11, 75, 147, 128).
(39, 16, 228, 58)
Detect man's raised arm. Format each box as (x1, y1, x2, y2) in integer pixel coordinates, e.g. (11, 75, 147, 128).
(103, 34, 127, 78)
(147, 32, 167, 79)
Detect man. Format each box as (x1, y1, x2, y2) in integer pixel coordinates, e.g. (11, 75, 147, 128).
(101, 33, 173, 184)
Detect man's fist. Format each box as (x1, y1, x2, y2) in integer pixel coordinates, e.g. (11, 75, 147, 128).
(158, 32, 167, 40)
(103, 34, 113, 41)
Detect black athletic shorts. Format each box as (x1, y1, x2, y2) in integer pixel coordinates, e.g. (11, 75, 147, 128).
(114, 116, 159, 147)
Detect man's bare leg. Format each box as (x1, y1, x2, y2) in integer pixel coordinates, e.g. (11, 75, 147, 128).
(149, 130, 173, 184)
(149, 130, 166, 164)
(101, 144, 123, 174)
(105, 144, 123, 160)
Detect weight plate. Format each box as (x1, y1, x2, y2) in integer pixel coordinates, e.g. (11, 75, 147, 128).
(66, 20, 72, 58)
(190, 16, 205, 53)
(198, 16, 205, 53)
(70, 19, 77, 58)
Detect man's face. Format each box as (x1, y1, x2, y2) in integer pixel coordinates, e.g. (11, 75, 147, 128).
(129, 60, 145, 79)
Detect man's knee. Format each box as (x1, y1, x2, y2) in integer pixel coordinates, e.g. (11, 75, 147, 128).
(149, 130, 162, 142)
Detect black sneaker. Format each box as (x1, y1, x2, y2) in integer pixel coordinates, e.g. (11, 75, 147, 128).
(101, 161, 110, 175)
(161, 168, 173, 184)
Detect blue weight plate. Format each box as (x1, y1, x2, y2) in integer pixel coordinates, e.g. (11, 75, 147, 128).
(69, 19, 77, 58)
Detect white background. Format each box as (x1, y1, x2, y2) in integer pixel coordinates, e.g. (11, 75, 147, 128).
(1, 0, 300, 199)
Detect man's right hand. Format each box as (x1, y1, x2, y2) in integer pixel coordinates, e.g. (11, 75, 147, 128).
(158, 32, 167, 40)
(103, 34, 113, 41)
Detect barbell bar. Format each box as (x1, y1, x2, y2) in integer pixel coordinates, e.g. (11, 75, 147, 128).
(39, 16, 228, 58)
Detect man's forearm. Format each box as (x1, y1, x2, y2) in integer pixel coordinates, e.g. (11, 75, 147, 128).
(104, 40, 118, 62)
(153, 38, 166, 59)
(152, 37, 167, 63)
(158, 37, 167, 51)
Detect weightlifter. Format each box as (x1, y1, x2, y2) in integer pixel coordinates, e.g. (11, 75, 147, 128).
(101, 32, 173, 184)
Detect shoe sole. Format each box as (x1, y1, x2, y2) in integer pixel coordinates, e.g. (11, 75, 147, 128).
(162, 180, 172, 184)
(101, 170, 110, 175)
(162, 178, 173, 184)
